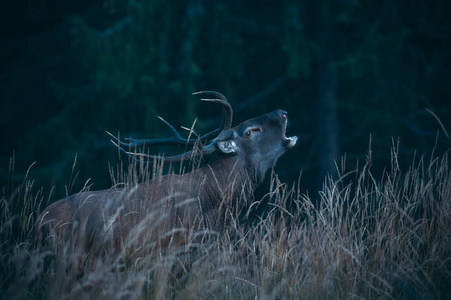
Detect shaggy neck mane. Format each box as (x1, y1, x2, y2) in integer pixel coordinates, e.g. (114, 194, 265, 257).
(197, 154, 258, 229)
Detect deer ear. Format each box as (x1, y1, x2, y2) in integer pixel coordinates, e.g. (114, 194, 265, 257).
(217, 140, 238, 154)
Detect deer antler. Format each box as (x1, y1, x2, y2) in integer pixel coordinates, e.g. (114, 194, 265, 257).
(108, 91, 233, 163)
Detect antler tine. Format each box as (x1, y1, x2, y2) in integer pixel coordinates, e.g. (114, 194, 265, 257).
(192, 91, 233, 132)
(108, 91, 234, 164)
(192, 90, 227, 101)
(106, 131, 128, 147)
(108, 136, 134, 156)
(108, 131, 178, 162)
(157, 116, 184, 140)
(109, 137, 162, 163)
(109, 135, 217, 164)
(107, 117, 197, 148)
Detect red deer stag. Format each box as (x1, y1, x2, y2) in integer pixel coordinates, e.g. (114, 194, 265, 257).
(35, 91, 297, 255)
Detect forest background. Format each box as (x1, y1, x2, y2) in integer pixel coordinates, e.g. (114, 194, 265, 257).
(1, 0, 450, 201)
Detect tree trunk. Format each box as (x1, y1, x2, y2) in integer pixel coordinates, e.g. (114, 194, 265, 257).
(314, 2, 339, 190)
(316, 59, 338, 185)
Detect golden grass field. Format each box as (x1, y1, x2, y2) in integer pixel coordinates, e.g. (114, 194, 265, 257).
(1, 143, 450, 299)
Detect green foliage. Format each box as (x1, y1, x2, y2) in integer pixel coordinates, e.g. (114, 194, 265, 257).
(282, 4, 315, 79)
(1, 0, 450, 205)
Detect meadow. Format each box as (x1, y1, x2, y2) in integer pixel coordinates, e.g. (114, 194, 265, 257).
(1, 142, 450, 299)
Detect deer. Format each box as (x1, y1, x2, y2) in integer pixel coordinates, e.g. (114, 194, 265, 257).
(35, 91, 297, 258)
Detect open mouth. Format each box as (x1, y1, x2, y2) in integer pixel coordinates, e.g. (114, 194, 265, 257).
(282, 117, 298, 149)
(284, 135, 298, 148)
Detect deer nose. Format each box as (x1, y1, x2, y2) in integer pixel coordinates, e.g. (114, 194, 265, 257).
(281, 110, 288, 119)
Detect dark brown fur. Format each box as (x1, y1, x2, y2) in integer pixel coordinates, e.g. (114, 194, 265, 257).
(35, 93, 297, 257)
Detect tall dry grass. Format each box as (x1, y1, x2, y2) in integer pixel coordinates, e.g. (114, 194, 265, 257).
(1, 143, 450, 299)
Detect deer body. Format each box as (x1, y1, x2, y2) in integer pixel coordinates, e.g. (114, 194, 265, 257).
(35, 92, 297, 254)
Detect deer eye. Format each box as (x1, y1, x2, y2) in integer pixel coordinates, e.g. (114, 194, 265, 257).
(245, 127, 261, 138)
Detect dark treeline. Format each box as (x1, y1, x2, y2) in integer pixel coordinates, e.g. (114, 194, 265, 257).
(1, 0, 450, 201)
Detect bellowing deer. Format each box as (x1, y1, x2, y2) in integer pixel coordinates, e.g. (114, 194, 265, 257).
(35, 91, 297, 255)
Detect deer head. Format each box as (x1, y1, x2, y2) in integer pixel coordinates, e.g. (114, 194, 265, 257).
(107, 91, 297, 183)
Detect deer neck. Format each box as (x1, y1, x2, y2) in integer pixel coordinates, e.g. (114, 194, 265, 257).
(197, 156, 256, 225)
